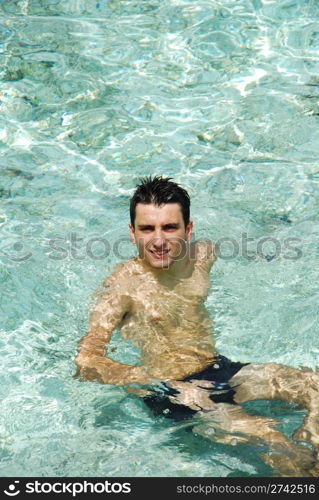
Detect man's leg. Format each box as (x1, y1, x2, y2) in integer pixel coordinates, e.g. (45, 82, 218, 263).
(229, 364, 319, 447)
(193, 403, 316, 476)
(228, 362, 319, 475)
(167, 374, 318, 477)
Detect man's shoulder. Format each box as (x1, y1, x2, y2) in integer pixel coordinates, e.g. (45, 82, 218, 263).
(102, 259, 141, 289)
(193, 240, 217, 262)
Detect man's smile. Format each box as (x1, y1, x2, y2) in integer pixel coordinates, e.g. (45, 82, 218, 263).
(150, 249, 170, 259)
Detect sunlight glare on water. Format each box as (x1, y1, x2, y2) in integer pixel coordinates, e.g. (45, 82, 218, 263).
(0, 0, 318, 477)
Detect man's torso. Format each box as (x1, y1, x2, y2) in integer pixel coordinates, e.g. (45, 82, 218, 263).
(108, 241, 217, 380)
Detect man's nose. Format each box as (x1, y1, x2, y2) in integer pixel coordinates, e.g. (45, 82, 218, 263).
(152, 232, 166, 247)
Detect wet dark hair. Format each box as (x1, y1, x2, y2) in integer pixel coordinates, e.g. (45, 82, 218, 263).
(130, 176, 190, 228)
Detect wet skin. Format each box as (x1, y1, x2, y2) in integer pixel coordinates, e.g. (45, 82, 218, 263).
(75, 203, 319, 477)
(76, 203, 217, 384)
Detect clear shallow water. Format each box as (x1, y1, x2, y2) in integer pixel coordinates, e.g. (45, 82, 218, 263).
(0, 0, 318, 477)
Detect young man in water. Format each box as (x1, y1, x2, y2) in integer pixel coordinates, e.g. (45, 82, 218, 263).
(75, 176, 319, 477)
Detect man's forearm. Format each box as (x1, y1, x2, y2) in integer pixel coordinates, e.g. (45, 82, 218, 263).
(75, 323, 150, 386)
(75, 351, 149, 386)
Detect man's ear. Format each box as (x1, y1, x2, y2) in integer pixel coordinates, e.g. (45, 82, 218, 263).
(129, 223, 136, 244)
(185, 220, 193, 242)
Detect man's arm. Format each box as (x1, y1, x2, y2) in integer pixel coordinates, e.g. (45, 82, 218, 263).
(196, 240, 217, 270)
(75, 268, 149, 386)
(206, 239, 217, 267)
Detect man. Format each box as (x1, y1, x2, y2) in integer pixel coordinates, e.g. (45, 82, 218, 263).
(75, 176, 319, 477)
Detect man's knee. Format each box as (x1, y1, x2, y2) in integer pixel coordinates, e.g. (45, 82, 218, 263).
(229, 363, 282, 403)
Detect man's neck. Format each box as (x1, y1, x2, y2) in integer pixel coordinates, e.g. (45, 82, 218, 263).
(139, 250, 195, 283)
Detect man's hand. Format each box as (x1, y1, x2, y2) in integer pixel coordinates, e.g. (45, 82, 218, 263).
(165, 380, 216, 411)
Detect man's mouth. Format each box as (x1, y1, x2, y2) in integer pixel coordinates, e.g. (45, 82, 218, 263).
(150, 249, 170, 259)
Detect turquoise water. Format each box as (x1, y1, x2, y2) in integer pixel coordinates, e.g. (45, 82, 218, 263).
(0, 0, 319, 477)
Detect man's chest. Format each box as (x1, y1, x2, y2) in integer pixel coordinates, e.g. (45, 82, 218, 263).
(130, 273, 209, 323)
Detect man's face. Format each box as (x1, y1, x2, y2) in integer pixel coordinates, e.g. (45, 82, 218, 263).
(129, 203, 193, 269)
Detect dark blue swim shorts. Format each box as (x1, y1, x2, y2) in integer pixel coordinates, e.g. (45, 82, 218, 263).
(143, 355, 248, 420)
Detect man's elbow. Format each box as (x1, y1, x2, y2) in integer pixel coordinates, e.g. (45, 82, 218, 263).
(209, 241, 217, 261)
(74, 352, 91, 380)
(74, 358, 101, 384)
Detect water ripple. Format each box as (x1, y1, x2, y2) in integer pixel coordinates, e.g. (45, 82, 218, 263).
(1, 0, 319, 477)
